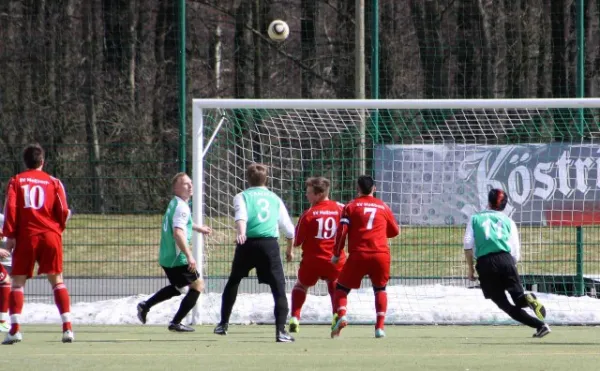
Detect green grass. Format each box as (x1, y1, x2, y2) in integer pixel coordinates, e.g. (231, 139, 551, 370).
(62, 214, 600, 278)
(2, 325, 599, 371)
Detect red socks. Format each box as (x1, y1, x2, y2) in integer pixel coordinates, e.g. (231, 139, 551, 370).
(0, 281, 10, 323)
(53, 283, 72, 332)
(326, 280, 337, 314)
(8, 287, 24, 335)
(375, 290, 387, 329)
(290, 283, 307, 319)
(334, 288, 348, 317)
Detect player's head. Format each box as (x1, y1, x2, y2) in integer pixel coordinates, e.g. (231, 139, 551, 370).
(23, 144, 44, 170)
(488, 188, 508, 211)
(247, 163, 268, 187)
(357, 175, 375, 196)
(305, 177, 330, 205)
(172, 172, 193, 201)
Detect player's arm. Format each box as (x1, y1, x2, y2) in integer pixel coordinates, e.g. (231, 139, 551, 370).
(2, 178, 17, 240)
(172, 203, 197, 271)
(293, 212, 308, 247)
(333, 206, 350, 262)
(53, 179, 71, 231)
(278, 200, 295, 261)
(385, 207, 400, 238)
(233, 193, 247, 245)
(463, 216, 476, 281)
(173, 227, 196, 271)
(193, 223, 212, 235)
(507, 219, 521, 263)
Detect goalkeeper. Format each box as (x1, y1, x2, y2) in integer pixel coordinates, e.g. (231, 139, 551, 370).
(464, 188, 550, 338)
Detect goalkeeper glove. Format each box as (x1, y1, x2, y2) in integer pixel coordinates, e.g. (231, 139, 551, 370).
(331, 255, 340, 264)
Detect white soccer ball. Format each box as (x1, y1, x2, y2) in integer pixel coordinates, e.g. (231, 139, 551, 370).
(268, 20, 290, 42)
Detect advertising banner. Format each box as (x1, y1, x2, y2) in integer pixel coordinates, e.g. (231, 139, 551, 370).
(374, 143, 600, 226)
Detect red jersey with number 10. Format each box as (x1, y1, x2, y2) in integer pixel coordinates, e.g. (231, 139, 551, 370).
(2, 169, 70, 239)
(294, 200, 345, 260)
(341, 195, 399, 254)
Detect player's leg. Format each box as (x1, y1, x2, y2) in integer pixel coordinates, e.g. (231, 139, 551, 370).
(3, 238, 35, 344)
(325, 255, 345, 316)
(257, 239, 293, 342)
(2, 275, 25, 344)
(502, 258, 549, 337)
(504, 261, 546, 321)
(490, 292, 548, 337)
(138, 267, 184, 324)
(290, 259, 319, 332)
(331, 256, 363, 338)
(369, 253, 391, 338)
(214, 242, 253, 335)
(0, 265, 10, 332)
(169, 273, 204, 332)
(38, 232, 73, 343)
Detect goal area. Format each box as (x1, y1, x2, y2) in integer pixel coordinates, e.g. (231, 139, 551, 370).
(192, 98, 600, 325)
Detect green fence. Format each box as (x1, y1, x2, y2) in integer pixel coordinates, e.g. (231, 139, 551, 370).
(1, 1, 600, 303)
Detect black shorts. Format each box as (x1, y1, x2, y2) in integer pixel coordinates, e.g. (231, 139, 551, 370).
(162, 265, 200, 289)
(229, 237, 285, 287)
(476, 251, 523, 299)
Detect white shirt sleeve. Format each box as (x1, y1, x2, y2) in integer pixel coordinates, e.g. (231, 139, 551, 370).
(508, 219, 521, 263)
(463, 216, 475, 251)
(233, 193, 247, 222)
(172, 201, 191, 230)
(278, 198, 295, 239)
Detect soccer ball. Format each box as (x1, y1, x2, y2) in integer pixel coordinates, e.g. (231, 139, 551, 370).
(267, 20, 290, 42)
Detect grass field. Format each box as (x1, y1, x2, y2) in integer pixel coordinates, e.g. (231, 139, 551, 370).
(62, 214, 600, 278)
(2, 325, 599, 371)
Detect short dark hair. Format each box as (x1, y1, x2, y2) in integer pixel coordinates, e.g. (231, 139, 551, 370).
(305, 177, 330, 195)
(488, 188, 508, 211)
(357, 175, 375, 195)
(247, 163, 268, 187)
(23, 144, 44, 169)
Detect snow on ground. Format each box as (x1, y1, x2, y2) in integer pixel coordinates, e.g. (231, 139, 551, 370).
(15, 284, 600, 326)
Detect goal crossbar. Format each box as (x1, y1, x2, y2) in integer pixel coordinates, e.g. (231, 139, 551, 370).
(193, 98, 600, 110)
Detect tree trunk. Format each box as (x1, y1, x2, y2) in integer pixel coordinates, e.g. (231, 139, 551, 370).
(551, 0, 568, 97)
(456, 0, 477, 98)
(409, 0, 448, 99)
(234, 0, 252, 98)
(301, 0, 317, 98)
(128, 0, 138, 116)
(253, 0, 263, 98)
(83, 0, 106, 213)
(209, 0, 223, 97)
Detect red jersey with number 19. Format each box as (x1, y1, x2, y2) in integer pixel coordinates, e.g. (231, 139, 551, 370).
(294, 200, 345, 260)
(341, 195, 399, 254)
(2, 169, 70, 239)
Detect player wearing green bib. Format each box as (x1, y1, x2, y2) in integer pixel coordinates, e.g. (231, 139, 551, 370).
(464, 188, 550, 338)
(136, 173, 212, 332)
(214, 163, 295, 343)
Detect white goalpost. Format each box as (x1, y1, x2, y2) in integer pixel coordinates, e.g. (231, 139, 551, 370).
(192, 98, 600, 325)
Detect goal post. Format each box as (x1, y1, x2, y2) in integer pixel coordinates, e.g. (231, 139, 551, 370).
(192, 98, 600, 325)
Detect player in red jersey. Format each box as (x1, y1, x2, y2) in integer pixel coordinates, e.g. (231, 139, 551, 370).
(330, 175, 399, 339)
(0, 212, 10, 333)
(285, 177, 345, 333)
(2, 144, 73, 345)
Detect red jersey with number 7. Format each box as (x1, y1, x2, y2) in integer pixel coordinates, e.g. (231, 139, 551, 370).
(340, 195, 399, 254)
(294, 200, 345, 260)
(2, 169, 70, 239)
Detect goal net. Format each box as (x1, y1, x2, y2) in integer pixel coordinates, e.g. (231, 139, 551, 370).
(193, 99, 600, 325)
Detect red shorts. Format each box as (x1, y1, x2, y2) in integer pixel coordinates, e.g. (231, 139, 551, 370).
(12, 232, 63, 278)
(297, 256, 346, 287)
(337, 252, 390, 289)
